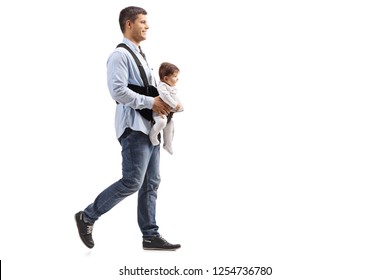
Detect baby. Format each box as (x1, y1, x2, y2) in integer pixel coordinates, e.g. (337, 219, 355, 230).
(149, 62, 183, 154)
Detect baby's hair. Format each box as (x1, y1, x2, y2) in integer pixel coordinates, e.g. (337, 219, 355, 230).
(159, 62, 180, 81)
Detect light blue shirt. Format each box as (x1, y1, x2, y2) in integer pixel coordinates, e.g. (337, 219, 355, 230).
(107, 38, 156, 139)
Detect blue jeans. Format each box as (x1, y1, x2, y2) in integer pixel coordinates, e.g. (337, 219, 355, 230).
(83, 128, 161, 238)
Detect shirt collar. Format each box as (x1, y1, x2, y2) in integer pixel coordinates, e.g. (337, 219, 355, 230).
(122, 37, 142, 55)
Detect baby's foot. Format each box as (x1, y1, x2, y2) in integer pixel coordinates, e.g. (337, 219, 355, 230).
(149, 134, 160, 146)
(163, 145, 173, 155)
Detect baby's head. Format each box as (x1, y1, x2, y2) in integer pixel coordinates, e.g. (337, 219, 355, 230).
(159, 62, 180, 87)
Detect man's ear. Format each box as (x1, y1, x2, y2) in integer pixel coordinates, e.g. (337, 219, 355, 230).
(126, 20, 132, 30)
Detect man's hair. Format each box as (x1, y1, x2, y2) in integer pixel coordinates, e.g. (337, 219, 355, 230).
(119, 6, 147, 33)
(159, 62, 180, 80)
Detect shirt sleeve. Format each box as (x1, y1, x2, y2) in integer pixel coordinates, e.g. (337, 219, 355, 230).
(107, 50, 154, 110)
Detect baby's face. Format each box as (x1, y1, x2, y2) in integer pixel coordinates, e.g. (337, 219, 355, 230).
(164, 71, 179, 87)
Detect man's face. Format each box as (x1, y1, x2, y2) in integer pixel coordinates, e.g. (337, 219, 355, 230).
(129, 14, 149, 44)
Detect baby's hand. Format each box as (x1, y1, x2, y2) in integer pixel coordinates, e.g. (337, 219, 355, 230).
(176, 103, 184, 112)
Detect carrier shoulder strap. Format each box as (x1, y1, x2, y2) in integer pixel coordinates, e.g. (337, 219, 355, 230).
(115, 43, 158, 122)
(116, 43, 149, 87)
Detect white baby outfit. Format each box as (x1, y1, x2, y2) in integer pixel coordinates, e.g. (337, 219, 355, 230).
(149, 81, 183, 154)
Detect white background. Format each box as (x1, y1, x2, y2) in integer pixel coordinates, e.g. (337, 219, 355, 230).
(0, 0, 389, 279)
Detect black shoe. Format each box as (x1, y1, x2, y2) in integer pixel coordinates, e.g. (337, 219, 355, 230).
(75, 211, 94, 249)
(143, 236, 181, 250)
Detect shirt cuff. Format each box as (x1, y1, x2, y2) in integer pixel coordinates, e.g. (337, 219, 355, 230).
(145, 96, 155, 110)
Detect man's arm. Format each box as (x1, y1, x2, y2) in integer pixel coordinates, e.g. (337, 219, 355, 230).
(107, 50, 154, 110)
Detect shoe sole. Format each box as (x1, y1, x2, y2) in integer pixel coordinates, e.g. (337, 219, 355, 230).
(143, 247, 180, 251)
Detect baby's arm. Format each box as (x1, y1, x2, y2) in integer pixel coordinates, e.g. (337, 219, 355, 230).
(158, 84, 178, 109)
(173, 94, 183, 112)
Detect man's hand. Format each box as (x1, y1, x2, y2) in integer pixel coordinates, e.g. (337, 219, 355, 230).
(153, 96, 171, 117)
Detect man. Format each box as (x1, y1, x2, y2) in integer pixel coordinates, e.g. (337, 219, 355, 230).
(75, 6, 181, 251)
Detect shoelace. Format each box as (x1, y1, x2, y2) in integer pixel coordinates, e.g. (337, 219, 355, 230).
(80, 213, 94, 235)
(86, 224, 93, 235)
(159, 236, 169, 244)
